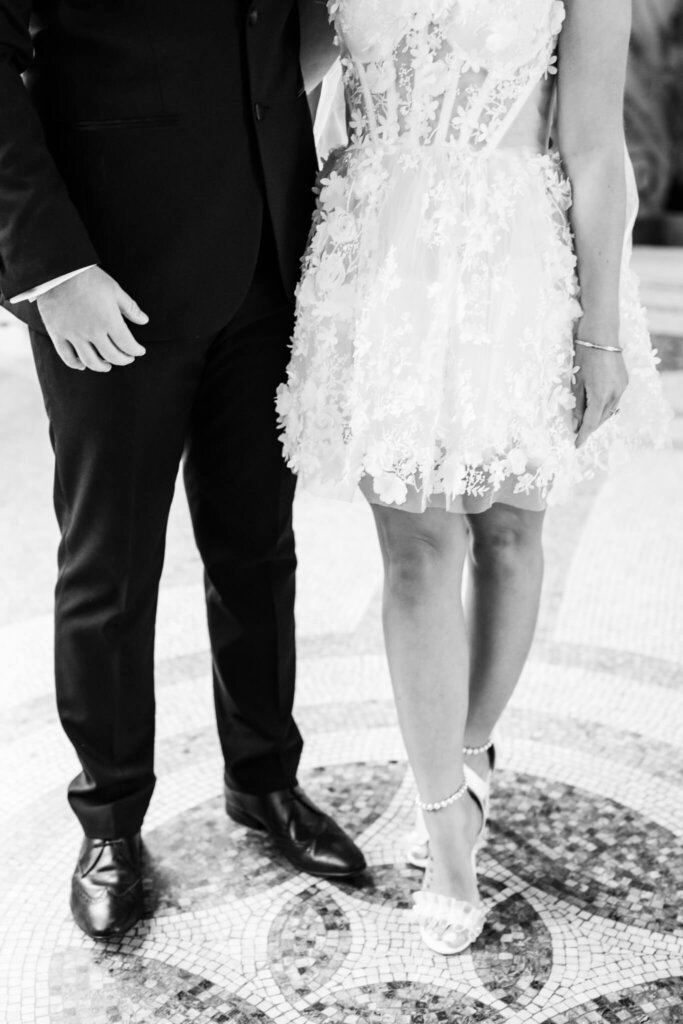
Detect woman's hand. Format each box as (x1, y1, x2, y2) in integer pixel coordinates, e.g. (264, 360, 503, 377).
(573, 343, 629, 447)
(557, 0, 633, 449)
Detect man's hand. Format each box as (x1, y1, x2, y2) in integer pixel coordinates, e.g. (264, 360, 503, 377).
(36, 266, 148, 372)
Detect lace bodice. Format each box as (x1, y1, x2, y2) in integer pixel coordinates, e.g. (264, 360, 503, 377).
(331, 0, 566, 151)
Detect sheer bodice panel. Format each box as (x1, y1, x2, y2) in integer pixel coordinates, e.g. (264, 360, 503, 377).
(497, 75, 555, 154)
(331, 0, 565, 152)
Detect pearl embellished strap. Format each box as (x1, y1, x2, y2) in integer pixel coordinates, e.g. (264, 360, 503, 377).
(416, 780, 468, 813)
(463, 738, 494, 756)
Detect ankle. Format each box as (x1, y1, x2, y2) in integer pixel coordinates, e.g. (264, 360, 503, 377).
(424, 792, 482, 847)
(416, 777, 467, 814)
(464, 750, 492, 782)
(426, 813, 481, 903)
(463, 734, 494, 778)
(463, 733, 493, 756)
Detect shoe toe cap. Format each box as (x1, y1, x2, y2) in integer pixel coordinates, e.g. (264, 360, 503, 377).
(71, 882, 144, 938)
(306, 823, 367, 876)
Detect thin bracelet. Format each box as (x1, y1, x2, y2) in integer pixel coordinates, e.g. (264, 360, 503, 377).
(575, 338, 624, 354)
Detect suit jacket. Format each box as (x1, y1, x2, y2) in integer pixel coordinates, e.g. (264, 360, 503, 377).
(0, 0, 317, 338)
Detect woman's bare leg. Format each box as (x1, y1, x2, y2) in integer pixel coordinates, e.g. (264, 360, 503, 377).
(463, 504, 546, 778)
(370, 504, 481, 903)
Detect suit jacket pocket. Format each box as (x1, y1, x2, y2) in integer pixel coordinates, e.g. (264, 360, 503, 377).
(72, 115, 180, 131)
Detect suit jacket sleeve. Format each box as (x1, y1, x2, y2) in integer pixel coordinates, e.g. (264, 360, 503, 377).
(0, 0, 99, 301)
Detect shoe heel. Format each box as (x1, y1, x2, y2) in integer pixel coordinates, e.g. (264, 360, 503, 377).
(224, 800, 267, 832)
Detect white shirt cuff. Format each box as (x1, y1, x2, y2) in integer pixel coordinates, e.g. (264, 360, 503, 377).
(10, 265, 96, 304)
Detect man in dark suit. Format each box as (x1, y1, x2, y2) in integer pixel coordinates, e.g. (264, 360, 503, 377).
(0, 0, 365, 939)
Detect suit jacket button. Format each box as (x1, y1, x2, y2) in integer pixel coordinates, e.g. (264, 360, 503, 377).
(248, 8, 259, 25)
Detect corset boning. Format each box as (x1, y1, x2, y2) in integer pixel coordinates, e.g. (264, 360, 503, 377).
(344, 63, 557, 155)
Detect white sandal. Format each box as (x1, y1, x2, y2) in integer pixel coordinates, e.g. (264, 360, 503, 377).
(412, 784, 487, 955)
(406, 737, 496, 870)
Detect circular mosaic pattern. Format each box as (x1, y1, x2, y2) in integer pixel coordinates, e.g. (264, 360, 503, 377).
(296, 981, 506, 1024)
(488, 772, 683, 932)
(106, 760, 683, 1024)
(302, 761, 408, 833)
(268, 884, 353, 998)
(144, 795, 294, 912)
(49, 950, 270, 1024)
(269, 874, 555, 1014)
(144, 762, 406, 913)
(473, 891, 554, 1008)
(42, 753, 683, 1024)
(543, 976, 683, 1024)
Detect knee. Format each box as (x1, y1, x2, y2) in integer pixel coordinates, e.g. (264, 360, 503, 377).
(383, 534, 448, 605)
(469, 517, 542, 576)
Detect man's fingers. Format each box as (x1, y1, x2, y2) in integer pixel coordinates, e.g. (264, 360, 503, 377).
(56, 324, 144, 373)
(73, 340, 113, 373)
(90, 335, 136, 367)
(115, 285, 149, 326)
(53, 337, 86, 371)
(108, 322, 146, 358)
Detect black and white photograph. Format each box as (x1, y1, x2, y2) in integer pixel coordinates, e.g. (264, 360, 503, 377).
(0, 1, 681, 1021)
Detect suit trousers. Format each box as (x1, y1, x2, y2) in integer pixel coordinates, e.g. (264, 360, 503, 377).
(30, 228, 303, 838)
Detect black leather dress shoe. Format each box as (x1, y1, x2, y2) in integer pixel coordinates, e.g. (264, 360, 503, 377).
(225, 785, 367, 878)
(70, 834, 144, 938)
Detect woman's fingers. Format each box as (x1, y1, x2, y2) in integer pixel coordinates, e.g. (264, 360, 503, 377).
(572, 348, 629, 446)
(575, 396, 603, 447)
(575, 390, 620, 447)
(573, 376, 587, 434)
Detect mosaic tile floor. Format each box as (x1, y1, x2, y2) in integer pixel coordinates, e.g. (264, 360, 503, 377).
(1, 248, 682, 1024)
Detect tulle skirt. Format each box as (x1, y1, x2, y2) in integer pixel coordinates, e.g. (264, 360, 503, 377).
(276, 142, 671, 513)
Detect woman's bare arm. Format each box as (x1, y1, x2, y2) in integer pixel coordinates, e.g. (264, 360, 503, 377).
(556, 0, 631, 445)
(299, 0, 338, 94)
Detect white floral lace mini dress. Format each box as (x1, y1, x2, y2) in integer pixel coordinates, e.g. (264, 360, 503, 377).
(276, 0, 671, 512)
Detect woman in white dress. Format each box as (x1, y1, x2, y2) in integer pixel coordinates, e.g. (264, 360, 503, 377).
(282, 0, 671, 954)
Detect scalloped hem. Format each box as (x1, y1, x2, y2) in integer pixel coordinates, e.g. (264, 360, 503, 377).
(358, 472, 548, 515)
